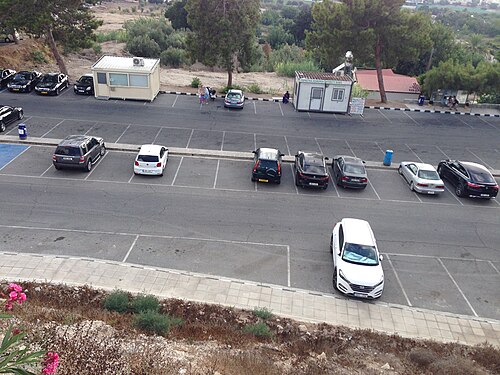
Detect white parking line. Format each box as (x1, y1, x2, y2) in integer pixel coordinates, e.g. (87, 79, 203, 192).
(0, 146, 31, 172)
(253, 133, 257, 151)
(375, 142, 385, 155)
(84, 122, 98, 136)
(220, 131, 225, 151)
(307, 112, 311, 118)
(456, 116, 474, 129)
(466, 148, 493, 170)
(213, 159, 220, 189)
(41, 119, 65, 138)
(403, 111, 421, 126)
(39, 164, 53, 177)
(477, 116, 499, 130)
(284, 135, 291, 156)
(278, 102, 284, 117)
(290, 164, 299, 194)
(435, 145, 450, 159)
(253, 101, 256, 115)
(186, 129, 194, 148)
(171, 156, 183, 186)
(85, 152, 108, 180)
(443, 184, 464, 206)
(329, 174, 340, 198)
(114, 124, 131, 144)
(385, 254, 412, 307)
(127, 173, 135, 183)
(122, 234, 139, 262)
(5, 116, 33, 135)
(488, 261, 500, 275)
(437, 258, 478, 317)
(287, 245, 291, 287)
(172, 95, 179, 108)
(314, 138, 324, 155)
(344, 140, 357, 157)
(151, 127, 163, 145)
(405, 144, 424, 163)
(368, 179, 381, 200)
(377, 109, 392, 123)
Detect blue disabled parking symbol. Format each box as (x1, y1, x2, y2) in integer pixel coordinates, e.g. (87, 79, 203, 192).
(0, 144, 29, 169)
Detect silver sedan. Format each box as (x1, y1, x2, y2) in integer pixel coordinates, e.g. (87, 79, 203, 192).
(398, 162, 445, 194)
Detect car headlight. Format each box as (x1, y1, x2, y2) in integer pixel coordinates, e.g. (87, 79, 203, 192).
(339, 269, 350, 284)
(86, 87, 91, 91)
(374, 276, 384, 288)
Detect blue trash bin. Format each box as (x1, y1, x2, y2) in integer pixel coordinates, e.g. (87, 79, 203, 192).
(18, 123, 27, 140)
(383, 150, 393, 166)
(418, 95, 425, 106)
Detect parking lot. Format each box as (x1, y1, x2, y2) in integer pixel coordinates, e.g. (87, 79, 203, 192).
(1, 142, 499, 320)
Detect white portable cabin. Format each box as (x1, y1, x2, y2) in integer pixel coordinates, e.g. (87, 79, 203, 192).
(293, 71, 354, 114)
(91, 56, 160, 102)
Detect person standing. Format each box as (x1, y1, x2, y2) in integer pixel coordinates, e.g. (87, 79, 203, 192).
(198, 85, 204, 104)
(204, 86, 209, 104)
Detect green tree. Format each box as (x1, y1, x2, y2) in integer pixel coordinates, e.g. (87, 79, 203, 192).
(289, 4, 312, 45)
(165, 0, 189, 30)
(268, 25, 294, 49)
(186, 0, 260, 87)
(125, 17, 174, 57)
(0, 0, 101, 75)
(306, 0, 433, 103)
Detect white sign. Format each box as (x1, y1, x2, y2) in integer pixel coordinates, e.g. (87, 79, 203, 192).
(349, 97, 365, 115)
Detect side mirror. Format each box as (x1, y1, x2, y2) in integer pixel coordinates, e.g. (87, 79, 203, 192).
(252, 150, 257, 154)
(362, 160, 366, 164)
(324, 156, 329, 160)
(280, 153, 285, 157)
(379, 254, 384, 261)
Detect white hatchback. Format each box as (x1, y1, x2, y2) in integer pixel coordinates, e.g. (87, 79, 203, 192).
(134, 144, 168, 176)
(330, 218, 384, 299)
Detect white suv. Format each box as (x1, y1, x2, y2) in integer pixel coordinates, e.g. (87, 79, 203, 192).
(330, 218, 384, 299)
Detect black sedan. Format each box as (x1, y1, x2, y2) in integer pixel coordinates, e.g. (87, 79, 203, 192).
(0, 105, 24, 132)
(35, 73, 69, 95)
(295, 151, 330, 189)
(7, 70, 42, 93)
(332, 155, 368, 189)
(73, 74, 94, 95)
(0, 69, 16, 88)
(437, 159, 498, 199)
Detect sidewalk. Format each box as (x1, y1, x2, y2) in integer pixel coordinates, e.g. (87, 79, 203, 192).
(1, 251, 499, 348)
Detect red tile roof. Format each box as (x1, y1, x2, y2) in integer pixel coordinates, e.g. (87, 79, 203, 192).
(296, 71, 353, 82)
(355, 69, 420, 93)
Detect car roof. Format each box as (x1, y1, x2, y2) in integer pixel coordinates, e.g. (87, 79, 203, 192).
(0, 105, 13, 110)
(258, 147, 280, 160)
(227, 89, 243, 95)
(81, 73, 93, 78)
(138, 144, 164, 155)
(339, 156, 363, 165)
(406, 162, 435, 170)
(341, 218, 376, 246)
(43, 73, 59, 76)
(59, 135, 91, 147)
(300, 151, 324, 162)
(460, 161, 490, 173)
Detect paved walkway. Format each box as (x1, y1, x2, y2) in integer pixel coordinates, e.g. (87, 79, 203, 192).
(1, 251, 499, 348)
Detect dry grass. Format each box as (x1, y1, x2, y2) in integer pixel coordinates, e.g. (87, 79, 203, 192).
(1, 282, 498, 374)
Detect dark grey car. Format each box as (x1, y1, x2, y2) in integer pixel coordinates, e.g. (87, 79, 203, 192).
(52, 135, 106, 172)
(332, 155, 368, 189)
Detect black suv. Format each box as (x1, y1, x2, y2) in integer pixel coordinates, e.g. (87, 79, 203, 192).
(74, 74, 94, 95)
(295, 151, 330, 189)
(52, 135, 106, 172)
(251, 147, 284, 184)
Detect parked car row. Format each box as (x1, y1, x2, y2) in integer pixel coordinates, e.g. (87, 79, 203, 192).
(0, 68, 94, 96)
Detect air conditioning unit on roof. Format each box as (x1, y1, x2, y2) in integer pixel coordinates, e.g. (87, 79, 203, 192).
(132, 57, 144, 67)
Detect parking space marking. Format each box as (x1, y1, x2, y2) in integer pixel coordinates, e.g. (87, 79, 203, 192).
(405, 144, 424, 163)
(122, 234, 140, 262)
(443, 184, 464, 206)
(41, 119, 65, 138)
(386, 252, 495, 263)
(403, 111, 421, 126)
(172, 95, 179, 108)
(477, 116, 499, 130)
(329, 174, 340, 198)
(114, 124, 131, 144)
(253, 101, 257, 115)
(377, 109, 392, 123)
(374, 142, 385, 155)
(171, 156, 183, 186)
(466, 148, 493, 170)
(456, 116, 474, 129)
(0, 146, 31, 172)
(186, 129, 194, 148)
(220, 131, 225, 151)
(314, 138, 324, 155)
(287, 245, 291, 287)
(435, 145, 450, 159)
(385, 254, 412, 307)
(345, 140, 356, 157)
(307, 112, 311, 118)
(5, 116, 32, 135)
(397, 171, 423, 203)
(83, 122, 98, 135)
(85, 153, 109, 180)
(151, 127, 163, 145)
(437, 258, 478, 317)
(368, 179, 381, 200)
(39, 164, 53, 177)
(213, 159, 220, 188)
(290, 164, 299, 194)
(253, 133, 257, 150)
(488, 261, 500, 275)
(284, 136, 291, 156)
(278, 102, 284, 117)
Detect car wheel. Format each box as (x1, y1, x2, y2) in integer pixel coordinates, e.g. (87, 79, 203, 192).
(329, 235, 333, 254)
(398, 166, 403, 175)
(455, 184, 465, 197)
(56, 88, 60, 96)
(54, 164, 61, 170)
(410, 181, 414, 191)
(332, 268, 338, 290)
(18, 111, 24, 120)
(295, 174, 300, 186)
(276, 179, 281, 185)
(100, 146, 106, 157)
(251, 177, 256, 182)
(0, 122, 5, 132)
(86, 159, 92, 172)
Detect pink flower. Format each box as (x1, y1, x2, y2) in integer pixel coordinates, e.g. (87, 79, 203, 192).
(5, 301, 13, 311)
(17, 293, 27, 303)
(8, 283, 23, 293)
(9, 291, 18, 300)
(42, 352, 59, 375)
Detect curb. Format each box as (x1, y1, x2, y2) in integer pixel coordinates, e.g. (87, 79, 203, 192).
(1, 136, 499, 177)
(157, 91, 500, 117)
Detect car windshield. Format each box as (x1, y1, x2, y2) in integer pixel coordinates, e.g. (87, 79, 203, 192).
(418, 170, 440, 180)
(14, 72, 30, 80)
(41, 75, 57, 83)
(227, 93, 241, 99)
(79, 77, 92, 84)
(344, 164, 365, 174)
(342, 243, 379, 265)
(257, 159, 277, 169)
(55, 146, 80, 156)
(470, 170, 495, 183)
(137, 155, 159, 163)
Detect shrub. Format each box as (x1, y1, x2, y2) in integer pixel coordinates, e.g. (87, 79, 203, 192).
(130, 294, 160, 313)
(103, 290, 129, 313)
(220, 84, 244, 94)
(274, 60, 322, 77)
(408, 348, 438, 368)
(243, 322, 273, 337)
(125, 18, 174, 53)
(134, 310, 171, 336)
(428, 357, 484, 375)
(92, 43, 102, 55)
(191, 77, 201, 88)
(252, 307, 273, 320)
(95, 30, 127, 43)
(160, 48, 187, 68)
(31, 51, 47, 64)
(351, 83, 369, 99)
(126, 35, 161, 58)
(246, 83, 264, 94)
